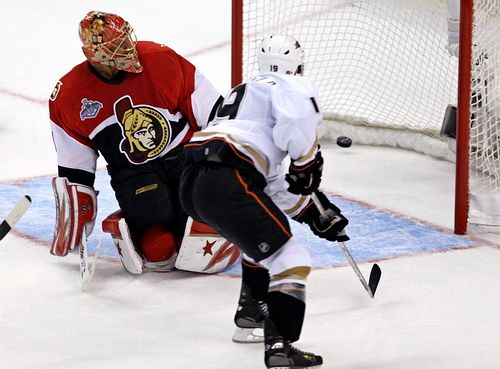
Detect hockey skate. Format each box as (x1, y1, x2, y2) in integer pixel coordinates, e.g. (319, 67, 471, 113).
(264, 320, 322, 369)
(232, 284, 266, 343)
(265, 340, 323, 369)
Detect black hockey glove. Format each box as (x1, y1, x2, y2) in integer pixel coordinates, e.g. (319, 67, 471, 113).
(285, 150, 323, 195)
(296, 191, 349, 242)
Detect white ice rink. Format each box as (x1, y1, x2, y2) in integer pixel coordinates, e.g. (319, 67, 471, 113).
(0, 1, 499, 368)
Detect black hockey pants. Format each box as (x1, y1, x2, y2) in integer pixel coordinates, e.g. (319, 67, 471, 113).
(179, 144, 291, 262)
(107, 148, 187, 239)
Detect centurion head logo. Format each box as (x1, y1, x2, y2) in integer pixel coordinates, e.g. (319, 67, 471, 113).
(114, 95, 170, 164)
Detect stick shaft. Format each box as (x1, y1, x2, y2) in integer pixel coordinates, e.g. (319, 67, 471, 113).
(0, 196, 31, 241)
(311, 192, 374, 298)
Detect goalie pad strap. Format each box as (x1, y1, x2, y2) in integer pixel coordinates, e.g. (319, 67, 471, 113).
(50, 177, 97, 256)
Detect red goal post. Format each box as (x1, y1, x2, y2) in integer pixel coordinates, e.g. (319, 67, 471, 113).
(456, 0, 500, 234)
(232, 0, 500, 235)
(455, 0, 473, 234)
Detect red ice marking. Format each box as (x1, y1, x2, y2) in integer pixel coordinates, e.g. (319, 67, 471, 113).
(0, 87, 46, 105)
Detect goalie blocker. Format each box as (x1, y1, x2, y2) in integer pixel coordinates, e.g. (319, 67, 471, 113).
(102, 212, 241, 274)
(51, 177, 97, 256)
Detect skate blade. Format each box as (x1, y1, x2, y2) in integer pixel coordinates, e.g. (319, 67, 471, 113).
(268, 366, 322, 369)
(232, 327, 264, 343)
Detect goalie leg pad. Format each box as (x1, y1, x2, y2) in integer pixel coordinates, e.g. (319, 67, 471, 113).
(175, 217, 242, 273)
(102, 212, 178, 273)
(51, 177, 97, 256)
(102, 211, 143, 274)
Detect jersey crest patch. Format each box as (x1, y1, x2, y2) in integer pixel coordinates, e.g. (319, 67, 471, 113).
(114, 95, 171, 164)
(80, 98, 103, 120)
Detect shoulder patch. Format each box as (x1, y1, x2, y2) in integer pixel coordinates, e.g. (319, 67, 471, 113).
(80, 98, 103, 120)
(49, 81, 63, 101)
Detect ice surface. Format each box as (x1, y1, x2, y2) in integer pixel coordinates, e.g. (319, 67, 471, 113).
(0, 1, 499, 368)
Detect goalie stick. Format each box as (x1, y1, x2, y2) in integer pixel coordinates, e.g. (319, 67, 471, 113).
(80, 233, 102, 292)
(0, 195, 32, 241)
(311, 191, 381, 298)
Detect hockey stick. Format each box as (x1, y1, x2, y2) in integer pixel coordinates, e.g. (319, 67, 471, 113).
(80, 233, 102, 292)
(0, 195, 32, 241)
(311, 191, 381, 298)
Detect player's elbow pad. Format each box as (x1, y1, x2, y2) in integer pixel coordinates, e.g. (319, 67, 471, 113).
(50, 177, 97, 256)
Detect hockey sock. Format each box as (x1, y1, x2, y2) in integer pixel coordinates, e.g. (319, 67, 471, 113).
(266, 290, 305, 343)
(240, 258, 270, 302)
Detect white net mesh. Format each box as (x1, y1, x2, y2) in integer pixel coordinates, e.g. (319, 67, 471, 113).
(468, 1, 500, 226)
(241, 0, 458, 160)
(241, 0, 500, 228)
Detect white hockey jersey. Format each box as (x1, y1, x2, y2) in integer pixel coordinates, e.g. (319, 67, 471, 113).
(190, 72, 323, 217)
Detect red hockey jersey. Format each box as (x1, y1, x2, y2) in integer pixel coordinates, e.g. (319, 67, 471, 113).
(49, 41, 221, 185)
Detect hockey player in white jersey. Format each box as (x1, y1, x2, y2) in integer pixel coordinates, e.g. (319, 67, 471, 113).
(179, 35, 349, 369)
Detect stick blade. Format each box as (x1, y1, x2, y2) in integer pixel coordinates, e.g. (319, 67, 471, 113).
(368, 263, 382, 297)
(81, 237, 102, 292)
(0, 195, 32, 241)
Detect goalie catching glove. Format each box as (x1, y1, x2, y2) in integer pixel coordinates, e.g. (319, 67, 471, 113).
(296, 190, 349, 242)
(285, 149, 323, 195)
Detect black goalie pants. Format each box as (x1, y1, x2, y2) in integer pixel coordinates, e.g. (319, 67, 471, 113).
(179, 161, 291, 262)
(107, 149, 187, 239)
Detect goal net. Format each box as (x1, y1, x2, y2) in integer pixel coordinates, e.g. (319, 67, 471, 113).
(463, 0, 500, 230)
(232, 0, 500, 233)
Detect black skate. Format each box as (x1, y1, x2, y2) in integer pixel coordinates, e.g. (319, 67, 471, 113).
(264, 318, 322, 368)
(265, 339, 323, 369)
(232, 299, 266, 343)
(232, 282, 267, 343)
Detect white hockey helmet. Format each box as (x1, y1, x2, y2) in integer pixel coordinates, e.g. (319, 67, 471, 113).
(257, 34, 305, 75)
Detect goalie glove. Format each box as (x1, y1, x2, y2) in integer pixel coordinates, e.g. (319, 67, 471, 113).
(295, 190, 349, 242)
(51, 177, 97, 256)
(285, 150, 323, 196)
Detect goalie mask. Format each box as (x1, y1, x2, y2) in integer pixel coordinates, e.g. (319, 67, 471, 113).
(257, 34, 305, 76)
(79, 11, 143, 73)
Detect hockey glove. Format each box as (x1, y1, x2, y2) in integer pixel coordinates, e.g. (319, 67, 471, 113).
(296, 191, 349, 242)
(51, 177, 97, 256)
(285, 150, 323, 195)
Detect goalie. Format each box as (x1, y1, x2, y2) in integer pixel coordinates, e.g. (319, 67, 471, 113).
(48, 10, 240, 275)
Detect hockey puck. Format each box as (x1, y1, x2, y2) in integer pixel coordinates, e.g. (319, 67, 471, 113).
(336, 136, 352, 148)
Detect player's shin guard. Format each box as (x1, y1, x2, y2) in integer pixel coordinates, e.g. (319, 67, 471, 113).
(257, 237, 322, 367)
(267, 290, 305, 343)
(259, 236, 312, 340)
(264, 280, 323, 368)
